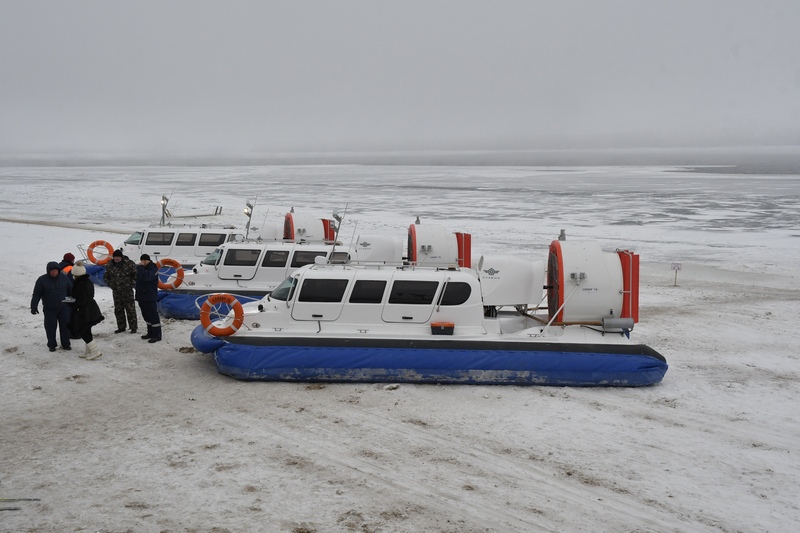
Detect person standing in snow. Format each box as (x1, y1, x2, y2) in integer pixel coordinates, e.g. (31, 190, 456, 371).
(135, 254, 161, 343)
(103, 249, 138, 334)
(69, 261, 104, 360)
(30, 261, 73, 352)
(58, 251, 78, 338)
(58, 252, 76, 281)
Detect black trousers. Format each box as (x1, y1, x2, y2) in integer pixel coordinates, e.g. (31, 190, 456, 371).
(43, 305, 71, 349)
(138, 300, 161, 339)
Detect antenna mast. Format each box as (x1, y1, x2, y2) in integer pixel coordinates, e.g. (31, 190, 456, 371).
(328, 203, 348, 263)
(243, 196, 258, 239)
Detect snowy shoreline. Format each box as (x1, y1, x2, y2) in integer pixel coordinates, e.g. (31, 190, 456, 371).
(3, 218, 799, 531)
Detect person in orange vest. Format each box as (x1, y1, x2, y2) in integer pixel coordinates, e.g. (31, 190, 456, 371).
(59, 252, 75, 281)
(58, 252, 78, 337)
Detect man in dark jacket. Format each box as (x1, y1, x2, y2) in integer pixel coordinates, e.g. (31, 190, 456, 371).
(104, 249, 138, 334)
(31, 261, 73, 352)
(135, 254, 161, 343)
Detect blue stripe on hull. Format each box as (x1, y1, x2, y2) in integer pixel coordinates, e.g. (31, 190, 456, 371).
(211, 341, 668, 387)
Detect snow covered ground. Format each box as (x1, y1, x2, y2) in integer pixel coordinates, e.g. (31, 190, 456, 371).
(1, 164, 799, 531)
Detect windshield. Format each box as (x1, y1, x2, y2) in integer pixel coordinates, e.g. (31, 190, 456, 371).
(124, 231, 143, 245)
(202, 248, 223, 266)
(270, 276, 297, 301)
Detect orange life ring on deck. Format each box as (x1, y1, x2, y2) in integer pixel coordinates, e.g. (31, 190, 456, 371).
(156, 258, 185, 290)
(200, 293, 245, 337)
(87, 240, 114, 265)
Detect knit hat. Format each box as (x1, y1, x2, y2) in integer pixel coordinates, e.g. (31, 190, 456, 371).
(140, 254, 151, 261)
(63, 252, 75, 263)
(113, 249, 123, 258)
(72, 261, 87, 278)
(47, 261, 60, 272)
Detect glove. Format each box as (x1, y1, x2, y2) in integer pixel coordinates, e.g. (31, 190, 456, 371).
(31, 309, 39, 315)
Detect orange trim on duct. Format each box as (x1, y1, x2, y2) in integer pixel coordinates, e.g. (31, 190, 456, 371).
(322, 219, 336, 242)
(547, 241, 566, 322)
(407, 224, 418, 264)
(455, 232, 471, 268)
(617, 250, 639, 323)
(283, 213, 295, 240)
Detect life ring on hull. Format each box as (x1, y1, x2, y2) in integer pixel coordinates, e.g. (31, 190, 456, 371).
(200, 293, 244, 337)
(87, 240, 115, 266)
(156, 258, 185, 290)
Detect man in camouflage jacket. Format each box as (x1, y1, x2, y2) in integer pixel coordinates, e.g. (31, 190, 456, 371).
(103, 249, 138, 333)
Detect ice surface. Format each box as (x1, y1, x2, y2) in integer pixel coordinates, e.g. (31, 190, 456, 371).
(2, 164, 799, 531)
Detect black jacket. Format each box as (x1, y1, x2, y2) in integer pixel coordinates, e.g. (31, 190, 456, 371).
(135, 261, 159, 302)
(70, 275, 104, 334)
(31, 262, 73, 312)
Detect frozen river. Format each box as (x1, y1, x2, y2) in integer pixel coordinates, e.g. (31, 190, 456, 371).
(1, 164, 798, 272)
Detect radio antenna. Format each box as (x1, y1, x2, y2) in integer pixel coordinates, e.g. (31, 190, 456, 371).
(328, 203, 348, 264)
(243, 195, 258, 240)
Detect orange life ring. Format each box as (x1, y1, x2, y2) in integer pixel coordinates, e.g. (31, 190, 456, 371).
(87, 240, 114, 265)
(156, 258, 185, 290)
(199, 293, 245, 337)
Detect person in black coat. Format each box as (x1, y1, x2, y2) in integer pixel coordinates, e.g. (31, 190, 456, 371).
(30, 261, 73, 352)
(135, 254, 161, 343)
(70, 261, 104, 360)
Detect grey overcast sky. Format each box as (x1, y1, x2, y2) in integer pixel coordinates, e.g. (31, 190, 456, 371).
(2, 0, 799, 155)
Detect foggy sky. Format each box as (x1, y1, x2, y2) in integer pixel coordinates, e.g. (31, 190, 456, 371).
(2, 0, 800, 155)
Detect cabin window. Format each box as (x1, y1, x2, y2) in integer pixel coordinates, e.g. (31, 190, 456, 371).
(291, 250, 327, 267)
(223, 249, 261, 266)
(388, 281, 439, 305)
(298, 279, 349, 302)
(349, 280, 386, 304)
(440, 282, 472, 306)
(202, 248, 222, 266)
(145, 232, 174, 246)
(262, 250, 289, 268)
(198, 233, 227, 247)
(175, 233, 197, 246)
(124, 231, 142, 245)
(271, 277, 297, 301)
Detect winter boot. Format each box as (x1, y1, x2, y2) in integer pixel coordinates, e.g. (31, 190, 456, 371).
(86, 340, 102, 361)
(79, 343, 90, 359)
